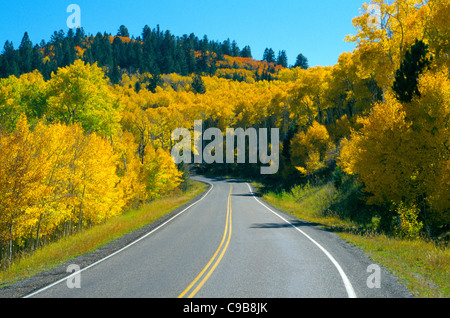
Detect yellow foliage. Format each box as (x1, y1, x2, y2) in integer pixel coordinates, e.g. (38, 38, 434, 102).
(291, 121, 331, 176)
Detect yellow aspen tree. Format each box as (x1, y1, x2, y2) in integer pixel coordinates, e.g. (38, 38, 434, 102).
(142, 144, 182, 201)
(0, 115, 51, 262)
(47, 60, 121, 137)
(28, 121, 73, 247)
(290, 121, 331, 177)
(347, 0, 440, 90)
(338, 92, 414, 205)
(406, 69, 450, 224)
(114, 130, 147, 209)
(76, 132, 123, 226)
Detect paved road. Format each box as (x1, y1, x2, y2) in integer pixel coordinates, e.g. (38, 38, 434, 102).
(25, 176, 412, 298)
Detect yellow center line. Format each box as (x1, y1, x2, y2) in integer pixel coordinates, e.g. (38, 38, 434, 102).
(178, 184, 233, 298)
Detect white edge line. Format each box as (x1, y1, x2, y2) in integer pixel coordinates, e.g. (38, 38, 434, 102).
(23, 181, 214, 298)
(246, 183, 357, 299)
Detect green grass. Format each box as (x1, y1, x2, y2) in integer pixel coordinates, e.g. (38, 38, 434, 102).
(0, 180, 208, 287)
(258, 179, 449, 298)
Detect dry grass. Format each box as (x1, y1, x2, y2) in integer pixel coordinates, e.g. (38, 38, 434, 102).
(0, 180, 207, 287)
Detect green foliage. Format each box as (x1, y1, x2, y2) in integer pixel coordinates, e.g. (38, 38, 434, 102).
(294, 53, 309, 69)
(191, 74, 206, 94)
(393, 39, 432, 103)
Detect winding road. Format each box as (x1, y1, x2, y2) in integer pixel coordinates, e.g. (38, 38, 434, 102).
(24, 176, 411, 298)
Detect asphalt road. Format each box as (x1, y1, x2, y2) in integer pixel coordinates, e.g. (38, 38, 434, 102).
(24, 176, 412, 298)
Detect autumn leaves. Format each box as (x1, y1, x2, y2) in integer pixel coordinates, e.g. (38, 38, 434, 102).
(0, 61, 182, 264)
(338, 0, 450, 236)
(0, 0, 448, 264)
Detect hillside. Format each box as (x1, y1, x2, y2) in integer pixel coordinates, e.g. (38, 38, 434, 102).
(0, 25, 293, 83)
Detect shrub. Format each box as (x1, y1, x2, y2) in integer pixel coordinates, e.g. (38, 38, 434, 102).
(393, 202, 423, 239)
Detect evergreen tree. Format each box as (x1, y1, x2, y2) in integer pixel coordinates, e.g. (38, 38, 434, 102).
(31, 44, 44, 72)
(109, 61, 121, 84)
(192, 74, 206, 94)
(294, 53, 309, 69)
(393, 39, 432, 103)
(222, 39, 231, 56)
(112, 36, 125, 68)
(146, 73, 161, 93)
(240, 45, 252, 58)
(74, 27, 86, 47)
(117, 25, 130, 38)
(231, 40, 239, 57)
(1, 41, 19, 77)
(263, 48, 275, 63)
(277, 50, 288, 68)
(19, 32, 33, 73)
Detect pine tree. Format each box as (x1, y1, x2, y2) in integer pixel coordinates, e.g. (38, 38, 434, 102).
(294, 53, 309, 69)
(117, 25, 130, 38)
(240, 45, 252, 58)
(277, 50, 288, 68)
(1, 41, 19, 77)
(263, 48, 275, 63)
(393, 39, 432, 103)
(19, 32, 33, 74)
(191, 74, 206, 94)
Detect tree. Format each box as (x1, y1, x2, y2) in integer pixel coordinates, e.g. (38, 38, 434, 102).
(19, 32, 33, 74)
(339, 69, 450, 229)
(0, 115, 51, 263)
(47, 60, 121, 136)
(117, 25, 130, 38)
(240, 45, 252, 58)
(294, 53, 309, 69)
(290, 121, 331, 177)
(1, 41, 19, 77)
(277, 50, 288, 68)
(142, 145, 182, 200)
(393, 39, 432, 103)
(191, 74, 206, 94)
(263, 48, 275, 64)
(231, 40, 240, 57)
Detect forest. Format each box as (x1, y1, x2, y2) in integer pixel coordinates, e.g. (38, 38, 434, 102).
(0, 0, 448, 267)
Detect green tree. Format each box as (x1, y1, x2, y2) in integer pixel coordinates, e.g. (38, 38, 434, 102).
(19, 32, 33, 74)
(2, 41, 19, 77)
(191, 74, 206, 94)
(263, 48, 275, 63)
(240, 45, 252, 58)
(277, 50, 288, 68)
(294, 53, 309, 69)
(393, 39, 432, 103)
(117, 25, 130, 38)
(47, 60, 121, 136)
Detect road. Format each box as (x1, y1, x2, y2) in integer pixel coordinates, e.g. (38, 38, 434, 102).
(25, 176, 411, 298)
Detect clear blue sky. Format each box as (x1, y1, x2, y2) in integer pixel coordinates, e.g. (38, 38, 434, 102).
(1, 0, 367, 67)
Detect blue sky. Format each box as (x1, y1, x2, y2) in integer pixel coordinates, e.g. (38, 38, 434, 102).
(1, 0, 367, 67)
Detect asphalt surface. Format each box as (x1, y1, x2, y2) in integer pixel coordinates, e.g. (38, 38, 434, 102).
(4, 176, 413, 298)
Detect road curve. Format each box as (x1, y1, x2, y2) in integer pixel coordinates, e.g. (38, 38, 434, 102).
(24, 176, 412, 298)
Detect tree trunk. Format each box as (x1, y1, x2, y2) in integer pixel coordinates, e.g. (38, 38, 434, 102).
(35, 214, 43, 251)
(9, 222, 13, 268)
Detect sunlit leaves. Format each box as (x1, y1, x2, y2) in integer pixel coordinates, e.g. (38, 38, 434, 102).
(47, 60, 121, 136)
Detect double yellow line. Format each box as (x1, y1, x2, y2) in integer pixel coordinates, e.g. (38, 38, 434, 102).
(178, 185, 233, 298)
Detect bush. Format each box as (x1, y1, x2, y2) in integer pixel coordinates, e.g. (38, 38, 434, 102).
(393, 202, 424, 239)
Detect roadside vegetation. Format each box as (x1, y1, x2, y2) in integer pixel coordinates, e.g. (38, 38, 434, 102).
(0, 180, 207, 287)
(256, 173, 449, 298)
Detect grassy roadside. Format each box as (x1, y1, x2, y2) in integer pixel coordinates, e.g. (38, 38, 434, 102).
(255, 179, 449, 298)
(0, 180, 208, 287)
